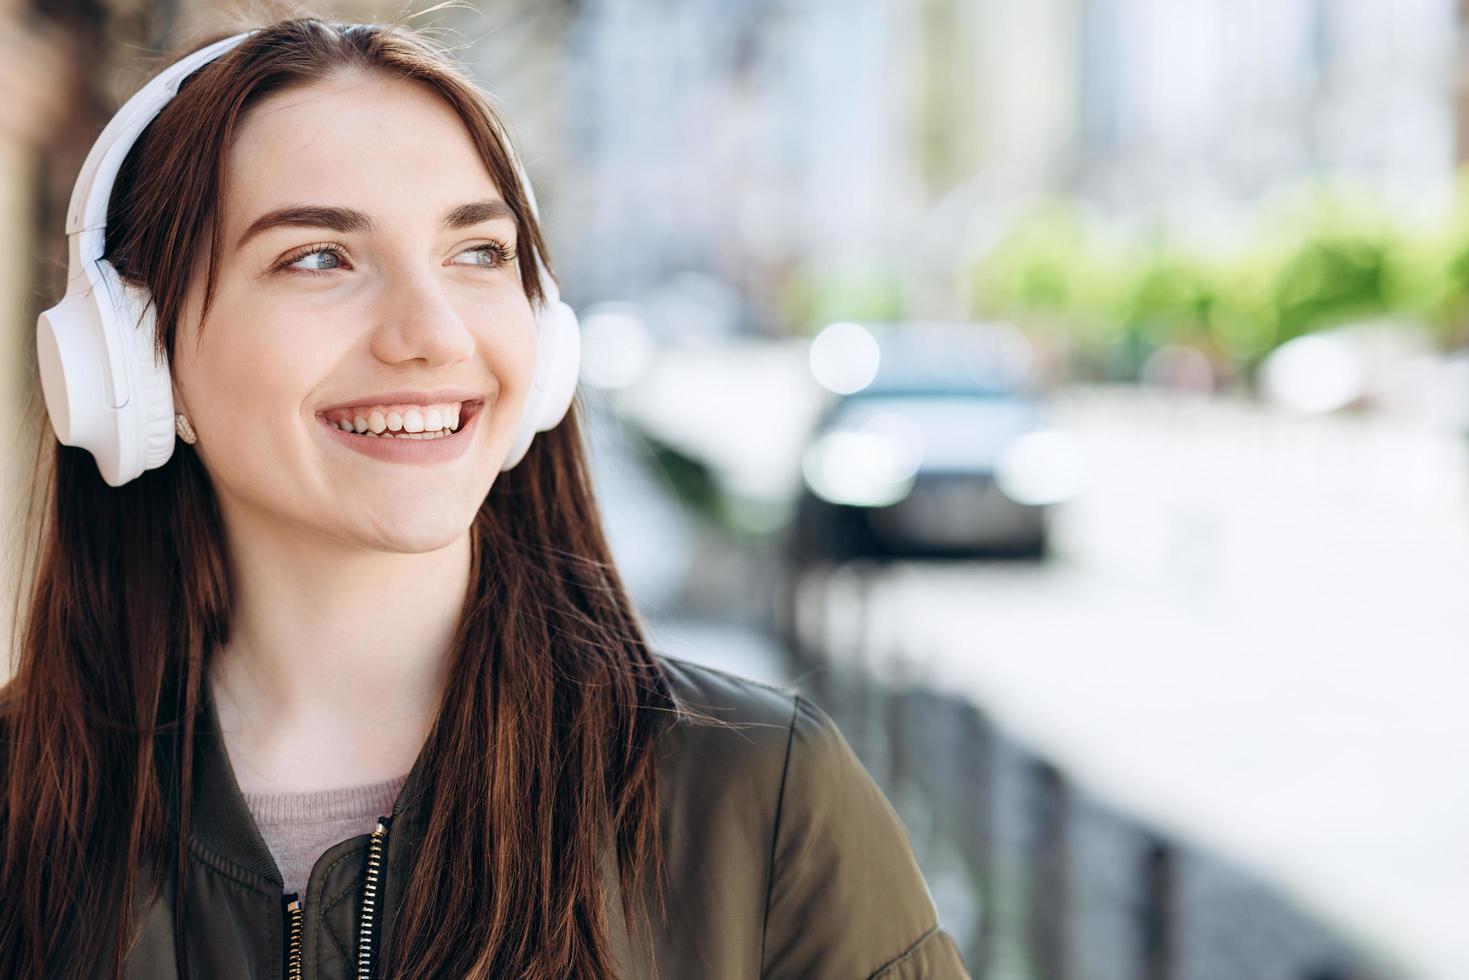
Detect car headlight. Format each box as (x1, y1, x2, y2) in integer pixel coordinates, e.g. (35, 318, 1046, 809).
(802, 414, 924, 507)
(993, 429, 1085, 506)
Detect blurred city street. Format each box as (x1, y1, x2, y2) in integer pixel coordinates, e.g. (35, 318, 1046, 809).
(620, 378, 1469, 980)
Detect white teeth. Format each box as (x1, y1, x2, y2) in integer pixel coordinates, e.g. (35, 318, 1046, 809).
(325, 401, 468, 438)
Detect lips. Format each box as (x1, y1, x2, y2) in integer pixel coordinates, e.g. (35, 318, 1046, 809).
(317, 396, 484, 463)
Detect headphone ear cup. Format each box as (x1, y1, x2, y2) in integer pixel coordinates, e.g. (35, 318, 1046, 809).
(35, 265, 147, 486)
(500, 299, 581, 472)
(94, 259, 174, 484)
(37, 302, 110, 454)
(534, 300, 581, 430)
(123, 283, 177, 472)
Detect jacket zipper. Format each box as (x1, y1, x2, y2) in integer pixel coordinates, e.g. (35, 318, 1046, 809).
(280, 813, 392, 980)
(283, 894, 304, 979)
(357, 814, 393, 978)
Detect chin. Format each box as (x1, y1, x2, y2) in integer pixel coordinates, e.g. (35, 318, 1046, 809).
(360, 512, 477, 555)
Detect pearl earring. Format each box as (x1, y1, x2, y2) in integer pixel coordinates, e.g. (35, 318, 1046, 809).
(175, 412, 197, 445)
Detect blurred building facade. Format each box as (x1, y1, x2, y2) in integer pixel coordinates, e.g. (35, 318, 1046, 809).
(453, 0, 1467, 334)
(1074, 0, 1458, 227)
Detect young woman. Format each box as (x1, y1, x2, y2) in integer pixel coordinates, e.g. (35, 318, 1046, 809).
(0, 15, 968, 980)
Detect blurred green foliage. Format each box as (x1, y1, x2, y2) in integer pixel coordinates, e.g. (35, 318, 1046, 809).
(965, 174, 1469, 378)
(779, 259, 904, 334)
(641, 434, 724, 525)
(632, 431, 790, 541)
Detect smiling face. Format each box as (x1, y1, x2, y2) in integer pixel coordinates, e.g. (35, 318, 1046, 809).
(170, 69, 538, 553)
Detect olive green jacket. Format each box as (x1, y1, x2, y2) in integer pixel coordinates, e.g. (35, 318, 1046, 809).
(112, 654, 970, 978)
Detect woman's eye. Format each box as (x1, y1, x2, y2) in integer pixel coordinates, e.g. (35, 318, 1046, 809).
(281, 245, 347, 275)
(451, 241, 515, 269)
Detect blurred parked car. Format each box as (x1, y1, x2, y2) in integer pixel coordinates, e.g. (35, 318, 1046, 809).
(786, 320, 1079, 565)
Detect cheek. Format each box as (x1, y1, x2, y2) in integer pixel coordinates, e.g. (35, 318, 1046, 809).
(178, 310, 337, 449)
(480, 301, 541, 394)
(511, 315, 540, 384)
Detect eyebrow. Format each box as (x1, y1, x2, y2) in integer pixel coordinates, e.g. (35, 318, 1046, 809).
(234, 198, 515, 252)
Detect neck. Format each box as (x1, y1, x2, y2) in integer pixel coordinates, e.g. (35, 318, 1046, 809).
(207, 505, 471, 782)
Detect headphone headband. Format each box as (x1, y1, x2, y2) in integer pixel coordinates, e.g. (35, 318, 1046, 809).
(68, 32, 256, 244)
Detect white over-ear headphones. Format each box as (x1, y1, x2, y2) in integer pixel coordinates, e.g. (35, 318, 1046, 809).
(35, 28, 580, 488)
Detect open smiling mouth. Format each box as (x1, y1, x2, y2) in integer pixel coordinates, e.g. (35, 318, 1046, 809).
(317, 399, 485, 440)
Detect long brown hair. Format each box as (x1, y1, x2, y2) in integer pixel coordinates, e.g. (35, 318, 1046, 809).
(0, 14, 681, 979)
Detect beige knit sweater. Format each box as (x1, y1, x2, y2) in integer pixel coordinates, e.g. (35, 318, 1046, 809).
(241, 771, 410, 898)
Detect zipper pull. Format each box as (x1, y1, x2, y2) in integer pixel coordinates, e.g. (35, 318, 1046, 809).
(282, 892, 304, 980)
(357, 815, 393, 978)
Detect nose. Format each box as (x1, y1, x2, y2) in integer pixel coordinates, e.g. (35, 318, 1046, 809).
(369, 264, 476, 367)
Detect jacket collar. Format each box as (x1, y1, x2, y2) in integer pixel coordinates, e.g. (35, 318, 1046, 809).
(185, 679, 435, 887)
(177, 681, 643, 972)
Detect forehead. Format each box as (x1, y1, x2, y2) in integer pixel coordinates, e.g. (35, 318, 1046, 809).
(223, 70, 501, 231)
